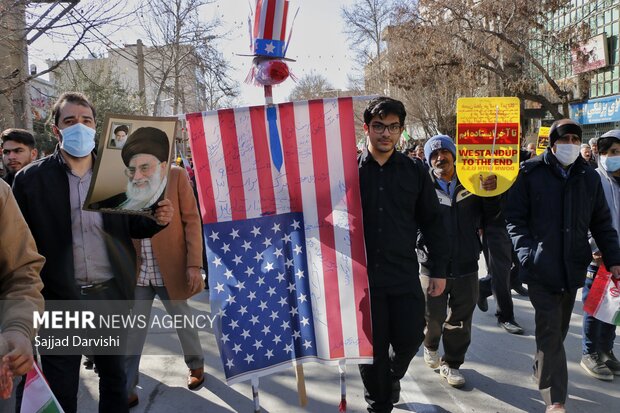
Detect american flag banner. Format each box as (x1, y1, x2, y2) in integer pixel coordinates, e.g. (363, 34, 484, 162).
(186, 98, 373, 384)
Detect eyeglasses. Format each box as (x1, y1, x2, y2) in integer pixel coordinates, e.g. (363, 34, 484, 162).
(124, 162, 160, 178)
(370, 122, 402, 134)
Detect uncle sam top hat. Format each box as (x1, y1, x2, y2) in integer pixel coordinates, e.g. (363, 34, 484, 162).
(251, 0, 293, 60)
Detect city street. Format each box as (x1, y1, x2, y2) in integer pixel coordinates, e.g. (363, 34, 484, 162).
(76, 280, 620, 413)
(4, 2, 619, 413)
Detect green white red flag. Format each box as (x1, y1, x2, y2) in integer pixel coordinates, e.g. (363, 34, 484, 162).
(20, 363, 64, 413)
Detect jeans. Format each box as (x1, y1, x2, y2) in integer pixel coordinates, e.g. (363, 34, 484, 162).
(581, 275, 617, 355)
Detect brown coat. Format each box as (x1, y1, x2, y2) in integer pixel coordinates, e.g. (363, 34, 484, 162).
(133, 166, 204, 300)
(0, 180, 45, 340)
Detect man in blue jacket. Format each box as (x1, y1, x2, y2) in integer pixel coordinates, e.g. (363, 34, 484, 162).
(504, 119, 620, 413)
(12, 92, 173, 413)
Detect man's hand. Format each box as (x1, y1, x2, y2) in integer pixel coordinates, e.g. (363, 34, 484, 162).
(609, 265, 620, 279)
(0, 335, 13, 400)
(427, 278, 446, 297)
(0, 361, 13, 400)
(592, 251, 603, 266)
(1, 331, 34, 376)
(480, 174, 497, 191)
(187, 266, 205, 295)
(154, 199, 174, 226)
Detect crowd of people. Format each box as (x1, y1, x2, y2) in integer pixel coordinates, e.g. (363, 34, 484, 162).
(0, 93, 618, 413)
(358, 97, 619, 413)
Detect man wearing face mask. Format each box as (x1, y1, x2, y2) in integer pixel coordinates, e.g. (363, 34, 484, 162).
(11, 92, 174, 413)
(504, 119, 620, 413)
(579, 129, 620, 381)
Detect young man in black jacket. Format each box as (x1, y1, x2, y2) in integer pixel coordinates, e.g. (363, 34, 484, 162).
(504, 119, 620, 413)
(358, 97, 448, 413)
(12, 92, 173, 413)
(418, 135, 499, 388)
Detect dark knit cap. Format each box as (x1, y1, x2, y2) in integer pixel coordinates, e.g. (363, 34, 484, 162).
(121, 127, 170, 166)
(424, 135, 456, 166)
(549, 119, 582, 147)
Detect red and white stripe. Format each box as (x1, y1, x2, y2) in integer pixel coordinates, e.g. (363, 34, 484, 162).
(253, 0, 289, 41)
(186, 98, 372, 362)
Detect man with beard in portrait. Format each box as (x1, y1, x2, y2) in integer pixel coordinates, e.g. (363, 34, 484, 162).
(110, 125, 129, 149)
(90, 127, 170, 212)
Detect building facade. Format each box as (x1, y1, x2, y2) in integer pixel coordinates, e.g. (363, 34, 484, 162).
(49, 41, 204, 117)
(544, 0, 620, 139)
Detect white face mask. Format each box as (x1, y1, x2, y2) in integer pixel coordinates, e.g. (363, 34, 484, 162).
(554, 143, 581, 166)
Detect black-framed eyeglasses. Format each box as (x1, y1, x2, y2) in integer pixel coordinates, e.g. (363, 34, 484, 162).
(370, 122, 402, 134)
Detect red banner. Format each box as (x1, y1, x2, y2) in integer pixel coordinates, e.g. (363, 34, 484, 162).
(457, 123, 520, 145)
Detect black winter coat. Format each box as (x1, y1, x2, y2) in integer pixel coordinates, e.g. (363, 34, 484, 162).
(12, 149, 163, 300)
(417, 171, 500, 278)
(504, 149, 620, 292)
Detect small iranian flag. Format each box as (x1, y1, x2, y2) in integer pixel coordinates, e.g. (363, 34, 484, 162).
(583, 264, 620, 326)
(20, 363, 64, 413)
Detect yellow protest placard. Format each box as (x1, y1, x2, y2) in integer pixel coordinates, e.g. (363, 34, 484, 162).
(537, 127, 549, 155)
(456, 97, 521, 197)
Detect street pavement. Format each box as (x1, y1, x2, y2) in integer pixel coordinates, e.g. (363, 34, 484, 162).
(76, 278, 620, 413)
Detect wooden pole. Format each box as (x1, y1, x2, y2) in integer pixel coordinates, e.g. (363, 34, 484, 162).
(295, 363, 308, 407)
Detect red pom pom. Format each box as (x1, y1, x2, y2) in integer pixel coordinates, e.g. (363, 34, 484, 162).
(254, 58, 290, 86)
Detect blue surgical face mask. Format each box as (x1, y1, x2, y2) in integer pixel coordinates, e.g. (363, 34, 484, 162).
(60, 123, 96, 158)
(599, 155, 620, 172)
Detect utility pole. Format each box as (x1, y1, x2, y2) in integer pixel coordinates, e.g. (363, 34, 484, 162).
(0, 0, 80, 131)
(0, 1, 30, 130)
(137, 39, 147, 114)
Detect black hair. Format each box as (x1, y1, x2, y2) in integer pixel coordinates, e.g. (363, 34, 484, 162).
(52, 91, 96, 126)
(363, 96, 406, 126)
(0, 128, 35, 148)
(597, 137, 620, 154)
